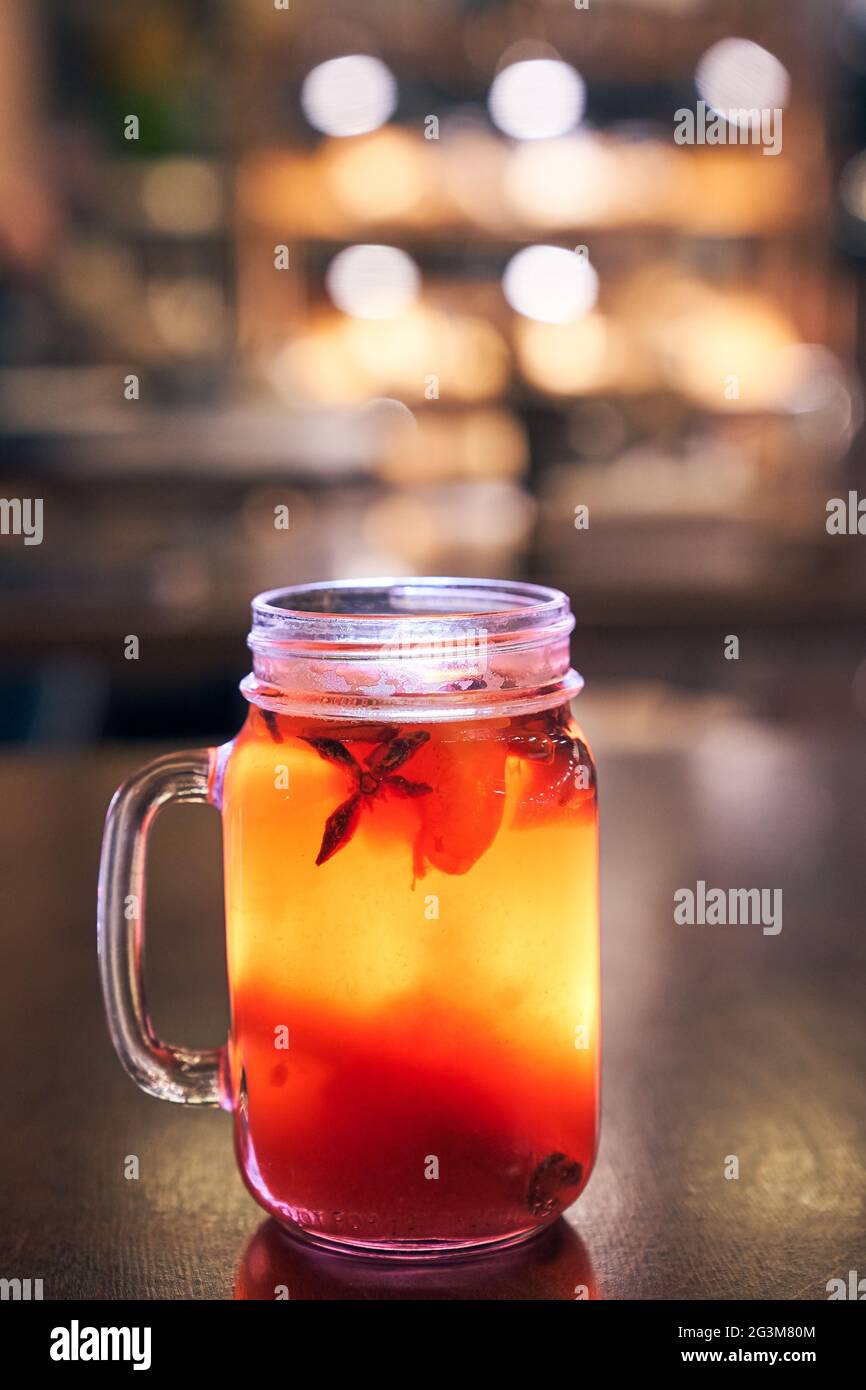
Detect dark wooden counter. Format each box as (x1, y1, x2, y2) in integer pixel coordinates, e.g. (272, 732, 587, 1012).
(1, 719, 864, 1299)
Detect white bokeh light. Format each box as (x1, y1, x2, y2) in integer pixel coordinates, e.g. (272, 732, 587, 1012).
(488, 59, 586, 140)
(301, 55, 397, 138)
(840, 150, 866, 220)
(326, 244, 420, 320)
(503, 245, 599, 324)
(696, 39, 790, 126)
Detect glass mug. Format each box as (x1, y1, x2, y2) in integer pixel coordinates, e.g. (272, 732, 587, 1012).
(98, 578, 600, 1257)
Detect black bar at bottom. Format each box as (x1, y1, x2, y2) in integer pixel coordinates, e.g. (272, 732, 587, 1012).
(6, 1296, 859, 1375)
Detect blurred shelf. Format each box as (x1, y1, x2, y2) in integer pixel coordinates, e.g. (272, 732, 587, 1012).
(237, 136, 824, 244)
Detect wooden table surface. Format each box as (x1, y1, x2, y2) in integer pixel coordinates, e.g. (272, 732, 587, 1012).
(2, 715, 864, 1300)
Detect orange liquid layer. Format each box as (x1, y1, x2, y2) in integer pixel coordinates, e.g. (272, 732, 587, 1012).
(220, 703, 599, 1248)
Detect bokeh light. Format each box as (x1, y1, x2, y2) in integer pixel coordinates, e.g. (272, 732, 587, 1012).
(839, 149, 866, 220)
(515, 314, 618, 394)
(375, 416, 529, 485)
(324, 129, 429, 223)
(504, 135, 616, 226)
(359, 395, 418, 445)
(488, 59, 586, 141)
(503, 245, 599, 324)
(325, 244, 420, 319)
(271, 305, 509, 407)
(772, 343, 859, 451)
(696, 39, 790, 126)
(653, 290, 796, 408)
(301, 55, 397, 138)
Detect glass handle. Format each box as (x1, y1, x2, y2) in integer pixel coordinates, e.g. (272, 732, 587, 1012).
(97, 749, 227, 1106)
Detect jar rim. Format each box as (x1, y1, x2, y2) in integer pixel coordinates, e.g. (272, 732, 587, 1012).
(251, 577, 571, 633)
(244, 577, 582, 722)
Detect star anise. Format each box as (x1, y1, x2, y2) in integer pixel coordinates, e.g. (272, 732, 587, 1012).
(261, 709, 283, 743)
(304, 728, 432, 865)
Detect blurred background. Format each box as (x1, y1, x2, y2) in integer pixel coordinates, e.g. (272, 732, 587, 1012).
(2, 1, 866, 1301)
(1, 0, 866, 745)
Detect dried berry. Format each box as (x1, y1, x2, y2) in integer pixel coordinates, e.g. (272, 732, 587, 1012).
(526, 1153, 583, 1217)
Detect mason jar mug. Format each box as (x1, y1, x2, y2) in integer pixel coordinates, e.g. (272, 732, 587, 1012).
(98, 578, 600, 1257)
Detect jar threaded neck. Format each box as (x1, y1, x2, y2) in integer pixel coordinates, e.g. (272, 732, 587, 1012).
(242, 577, 582, 722)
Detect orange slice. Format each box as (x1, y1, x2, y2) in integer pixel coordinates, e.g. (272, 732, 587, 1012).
(411, 729, 507, 876)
